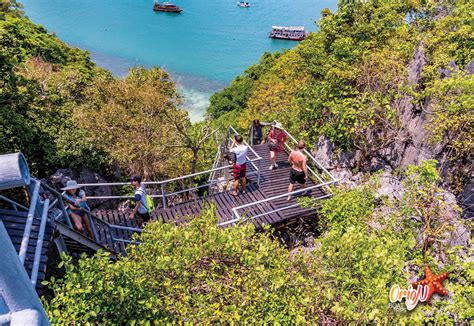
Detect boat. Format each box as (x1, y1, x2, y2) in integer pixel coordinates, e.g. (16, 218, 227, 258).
(269, 26, 308, 41)
(237, 1, 250, 7)
(153, 0, 182, 13)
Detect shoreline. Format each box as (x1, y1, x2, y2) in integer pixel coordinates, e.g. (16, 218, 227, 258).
(89, 50, 227, 122)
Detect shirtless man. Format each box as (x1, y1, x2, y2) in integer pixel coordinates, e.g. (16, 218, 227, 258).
(287, 140, 308, 201)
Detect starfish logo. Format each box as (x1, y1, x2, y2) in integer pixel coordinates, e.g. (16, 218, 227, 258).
(389, 265, 449, 311)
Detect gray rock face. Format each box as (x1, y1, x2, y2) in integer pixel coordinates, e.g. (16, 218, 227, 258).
(458, 177, 474, 219)
(376, 170, 404, 201)
(438, 60, 459, 78)
(312, 136, 355, 181)
(408, 43, 427, 86)
(465, 58, 474, 74)
(433, 191, 471, 259)
(47, 168, 113, 209)
(310, 43, 471, 221)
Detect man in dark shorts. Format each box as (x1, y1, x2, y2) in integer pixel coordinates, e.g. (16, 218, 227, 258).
(129, 175, 150, 227)
(230, 134, 248, 196)
(287, 140, 308, 201)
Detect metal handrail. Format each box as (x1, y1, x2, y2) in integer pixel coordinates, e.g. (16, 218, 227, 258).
(275, 120, 334, 182)
(228, 125, 262, 161)
(31, 198, 49, 287)
(219, 179, 341, 226)
(75, 126, 264, 209)
(208, 144, 223, 185)
(6, 180, 57, 286)
(78, 160, 261, 203)
(77, 159, 261, 190)
(1, 177, 141, 288)
(217, 121, 340, 227)
(85, 194, 163, 200)
(0, 195, 29, 211)
(0, 180, 54, 285)
(38, 179, 142, 248)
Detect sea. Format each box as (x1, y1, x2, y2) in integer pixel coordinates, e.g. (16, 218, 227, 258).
(21, 0, 337, 121)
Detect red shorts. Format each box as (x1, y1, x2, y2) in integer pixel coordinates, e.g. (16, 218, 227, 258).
(233, 163, 247, 180)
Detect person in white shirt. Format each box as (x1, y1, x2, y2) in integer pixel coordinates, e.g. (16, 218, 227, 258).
(230, 134, 248, 196)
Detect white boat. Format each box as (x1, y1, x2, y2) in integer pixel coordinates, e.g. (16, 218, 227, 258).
(237, 1, 250, 7)
(269, 26, 308, 41)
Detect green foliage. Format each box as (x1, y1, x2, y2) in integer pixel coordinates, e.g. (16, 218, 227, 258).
(299, 162, 471, 322)
(0, 0, 22, 18)
(427, 73, 473, 161)
(44, 207, 322, 324)
(1, 8, 202, 179)
(210, 0, 472, 162)
(207, 51, 280, 119)
(0, 11, 110, 176)
(75, 67, 189, 179)
(44, 163, 471, 324)
(401, 160, 464, 260)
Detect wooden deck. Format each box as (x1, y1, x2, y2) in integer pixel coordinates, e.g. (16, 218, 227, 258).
(96, 144, 325, 229)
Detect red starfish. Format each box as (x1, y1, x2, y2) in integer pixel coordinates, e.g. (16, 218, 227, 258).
(412, 265, 449, 302)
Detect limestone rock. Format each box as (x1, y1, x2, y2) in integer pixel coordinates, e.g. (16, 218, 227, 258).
(376, 170, 404, 201)
(47, 168, 113, 209)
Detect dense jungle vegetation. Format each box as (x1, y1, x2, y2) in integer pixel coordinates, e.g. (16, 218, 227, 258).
(44, 161, 472, 323)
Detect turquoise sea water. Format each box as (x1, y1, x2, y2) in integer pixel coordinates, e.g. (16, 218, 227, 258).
(21, 0, 337, 120)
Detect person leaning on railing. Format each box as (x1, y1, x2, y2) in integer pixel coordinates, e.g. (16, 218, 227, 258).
(62, 180, 94, 239)
(249, 119, 273, 146)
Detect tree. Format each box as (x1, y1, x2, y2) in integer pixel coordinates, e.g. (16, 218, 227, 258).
(164, 114, 218, 176)
(75, 67, 188, 180)
(207, 52, 280, 119)
(0, 12, 107, 176)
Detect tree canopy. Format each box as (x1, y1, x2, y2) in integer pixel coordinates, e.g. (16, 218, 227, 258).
(0, 3, 202, 180)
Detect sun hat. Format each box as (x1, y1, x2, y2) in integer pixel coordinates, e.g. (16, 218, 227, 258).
(61, 180, 81, 191)
(274, 122, 283, 130)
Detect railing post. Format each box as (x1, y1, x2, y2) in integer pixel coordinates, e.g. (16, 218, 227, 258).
(57, 195, 73, 229)
(19, 180, 40, 265)
(257, 158, 261, 188)
(109, 226, 118, 252)
(249, 124, 253, 146)
(87, 211, 100, 243)
(232, 209, 240, 226)
(161, 183, 167, 209)
(31, 198, 49, 287)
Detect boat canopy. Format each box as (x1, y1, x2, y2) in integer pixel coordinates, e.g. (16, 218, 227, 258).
(272, 26, 305, 31)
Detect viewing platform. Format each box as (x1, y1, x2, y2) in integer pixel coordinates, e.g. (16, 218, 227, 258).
(91, 123, 338, 230)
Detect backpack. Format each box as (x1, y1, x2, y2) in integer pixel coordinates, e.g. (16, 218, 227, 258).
(145, 193, 155, 213)
(136, 188, 155, 213)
